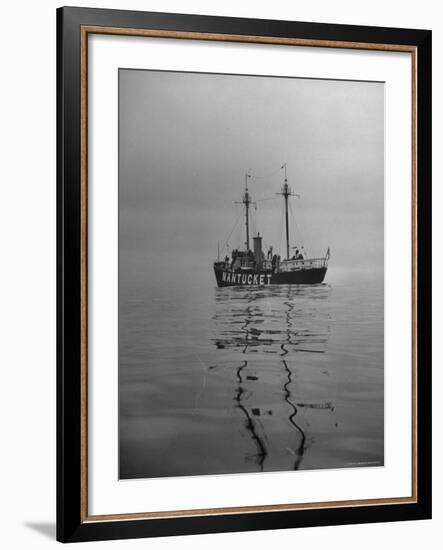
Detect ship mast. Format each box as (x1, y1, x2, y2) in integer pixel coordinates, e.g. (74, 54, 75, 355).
(236, 173, 253, 251)
(277, 164, 299, 260)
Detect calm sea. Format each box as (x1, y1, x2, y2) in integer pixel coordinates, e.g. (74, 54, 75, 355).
(119, 266, 384, 479)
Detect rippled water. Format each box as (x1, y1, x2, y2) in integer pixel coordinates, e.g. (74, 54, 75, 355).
(119, 271, 383, 479)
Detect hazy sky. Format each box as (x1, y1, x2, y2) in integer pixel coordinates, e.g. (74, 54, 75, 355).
(119, 69, 384, 283)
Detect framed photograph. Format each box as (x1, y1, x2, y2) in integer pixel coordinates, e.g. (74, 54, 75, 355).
(57, 6, 432, 543)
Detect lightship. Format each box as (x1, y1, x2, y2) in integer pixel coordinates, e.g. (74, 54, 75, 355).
(213, 165, 329, 287)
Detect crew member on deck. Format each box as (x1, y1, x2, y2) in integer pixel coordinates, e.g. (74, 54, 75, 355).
(231, 249, 238, 270)
(272, 254, 277, 272)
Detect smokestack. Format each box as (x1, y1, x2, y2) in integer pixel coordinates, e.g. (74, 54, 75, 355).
(253, 233, 263, 269)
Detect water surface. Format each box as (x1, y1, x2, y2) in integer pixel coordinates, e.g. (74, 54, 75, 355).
(119, 270, 383, 479)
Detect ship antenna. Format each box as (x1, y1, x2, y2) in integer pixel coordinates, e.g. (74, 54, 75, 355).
(277, 163, 300, 260)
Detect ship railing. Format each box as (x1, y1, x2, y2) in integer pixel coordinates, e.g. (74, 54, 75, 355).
(233, 258, 255, 270)
(280, 257, 328, 271)
(214, 258, 256, 270)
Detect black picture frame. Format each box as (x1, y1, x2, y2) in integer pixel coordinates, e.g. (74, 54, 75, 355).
(57, 6, 432, 543)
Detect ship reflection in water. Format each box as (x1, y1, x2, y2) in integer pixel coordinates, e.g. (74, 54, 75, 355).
(119, 277, 384, 479)
(213, 284, 333, 472)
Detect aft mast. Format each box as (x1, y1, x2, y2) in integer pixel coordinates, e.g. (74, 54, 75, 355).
(277, 164, 299, 260)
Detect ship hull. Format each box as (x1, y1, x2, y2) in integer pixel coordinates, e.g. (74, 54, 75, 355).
(213, 264, 327, 287)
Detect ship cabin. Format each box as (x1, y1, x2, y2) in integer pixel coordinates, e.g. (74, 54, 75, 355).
(215, 234, 276, 272)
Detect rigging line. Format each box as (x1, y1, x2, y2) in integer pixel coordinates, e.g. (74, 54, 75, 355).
(289, 200, 303, 246)
(288, 201, 299, 246)
(221, 209, 243, 251)
(290, 201, 309, 256)
(255, 196, 278, 203)
(249, 164, 285, 180)
(252, 206, 258, 237)
(250, 208, 257, 239)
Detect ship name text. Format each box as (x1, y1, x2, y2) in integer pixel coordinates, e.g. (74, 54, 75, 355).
(221, 271, 272, 285)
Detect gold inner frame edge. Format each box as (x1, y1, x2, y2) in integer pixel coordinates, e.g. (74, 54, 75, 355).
(79, 25, 418, 523)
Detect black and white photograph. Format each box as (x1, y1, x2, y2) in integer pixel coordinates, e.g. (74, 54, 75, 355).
(118, 69, 384, 479)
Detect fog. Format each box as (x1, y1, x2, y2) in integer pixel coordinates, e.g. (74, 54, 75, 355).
(119, 69, 384, 285)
